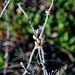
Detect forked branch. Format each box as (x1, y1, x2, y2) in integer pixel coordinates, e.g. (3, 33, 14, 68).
(17, 0, 53, 75)
(0, 0, 10, 18)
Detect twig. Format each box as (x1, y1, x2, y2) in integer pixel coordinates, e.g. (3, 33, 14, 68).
(17, 3, 36, 35)
(37, 0, 53, 74)
(0, 61, 37, 71)
(27, 46, 36, 69)
(20, 62, 30, 75)
(41, 46, 45, 63)
(17, 3, 37, 74)
(0, 0, 10, 18)
(59, 64, 67, 75)
(56, 71, 59, 75)
(17, 0, 53, 75)
(61, 48, 74, 62)
(3, 1, 10, 75)
(39, 0, 53, 39)
(3, 46, 9, 75)
(38, 46, 48, 75)
(23, 46, 36, 75)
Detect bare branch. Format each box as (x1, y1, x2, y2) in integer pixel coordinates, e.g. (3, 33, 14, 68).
(39, 0, 53, 39)
(17, 3, 36, 35)
(3, 6, 10, 75)
(0, 0, 10, 18)
(40, 46, 45, 63)
(61, 48, 74, 62)
(20, 62, 30, 75)
(19, 0, 54, 75)
(22, 46, 36, 75)
(38, 46, 48, 75)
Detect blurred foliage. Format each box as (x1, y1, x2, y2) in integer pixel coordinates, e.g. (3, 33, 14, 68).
(0, 53, 4, 67)
(0, 0, 75, 67)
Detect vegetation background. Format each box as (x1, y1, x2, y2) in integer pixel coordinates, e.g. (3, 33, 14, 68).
(0, 0, 75, 75)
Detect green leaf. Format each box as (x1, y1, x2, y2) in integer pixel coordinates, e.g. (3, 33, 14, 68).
(64, 32, 69, 41)
(69, 37, 75, 45)
(0, 53, 4, 67)
(69, 45, 75, 52)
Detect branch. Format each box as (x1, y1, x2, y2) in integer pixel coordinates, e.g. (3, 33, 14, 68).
(17, 3, 36, 35)
(61, 48, 74, 62)
(39, 0, 53, 39)
(3, 1, 10, 74)
(38, 46, 48, 75)
(3, 9, 11, 75)
(20, 62, 30, 75)
(18, 0, 54, 75)
(0, 0, 10, 18)
(40, 46, 45, 63)
(16, 4, 38, 74)
(23, 46, 36, 75)
(5, 9, 10, 40)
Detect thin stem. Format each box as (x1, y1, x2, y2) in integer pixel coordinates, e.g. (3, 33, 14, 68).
(0, 0, 10, 18)
(3, 3, 10, 75)
(18, 0, 53, 75)
(17, 3, 36, 35)
(23, 46, 36, 75)
(41, 46, 45, 63)
(3, 46, 9, 75)
(61, 48, 74, 62)
(38, 47, 42, 63)
(20, 62, 30, 75)
(40, 46, 48, 75)
(39, 0, 53, 39)
(5, 10, 10, 40)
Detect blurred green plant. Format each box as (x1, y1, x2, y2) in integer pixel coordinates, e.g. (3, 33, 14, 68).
(0, 53, 4, 67)
(0, 0, 75, 68)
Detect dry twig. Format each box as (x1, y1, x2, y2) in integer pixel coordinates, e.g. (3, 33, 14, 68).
(17, 3, 36, 35)
(17, 0, 53, 75)
(0, 0, 10, 18)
